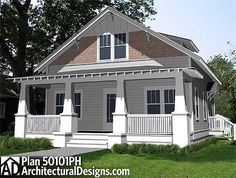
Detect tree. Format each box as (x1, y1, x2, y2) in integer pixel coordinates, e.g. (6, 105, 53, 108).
(208, 55, 236, 122)
(0, 0, 157, 77)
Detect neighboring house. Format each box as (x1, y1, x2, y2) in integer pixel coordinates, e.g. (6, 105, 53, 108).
(10, 7, 236, 148)
(0, 79, 18, 133)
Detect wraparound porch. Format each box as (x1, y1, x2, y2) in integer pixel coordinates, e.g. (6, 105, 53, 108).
(13, 67, 201, 148)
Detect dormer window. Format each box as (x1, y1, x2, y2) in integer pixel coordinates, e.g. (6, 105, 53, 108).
(98, 33, 127, 61)
(115, 33, 126, 59)
(100, 34, 111, 60)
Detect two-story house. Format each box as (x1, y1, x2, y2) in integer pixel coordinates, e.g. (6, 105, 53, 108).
(11, 7, 235, 148)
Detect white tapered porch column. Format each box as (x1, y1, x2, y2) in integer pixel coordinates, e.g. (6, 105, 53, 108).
(108, 78, 127, 148)
(15, 83, 29, 138)
(172, 72, 190, 147)
(54, 81, 77, 147)
(60, 81, 77, 133)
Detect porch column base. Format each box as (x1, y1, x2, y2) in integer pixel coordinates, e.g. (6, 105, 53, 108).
(172, 112, 190, 148)
(53, 132, 72, 147)
(14, 114, 27, 138)
(113, 113, 127, 134)
(108, 133, 127, 149)
(60, 114, 78, 133)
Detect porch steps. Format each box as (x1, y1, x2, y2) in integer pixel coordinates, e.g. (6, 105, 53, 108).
(66, 133, 108, 148)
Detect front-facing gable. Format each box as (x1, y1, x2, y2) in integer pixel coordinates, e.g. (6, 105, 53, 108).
(34, 6, 220, 84)
(50, 30, 186, 66)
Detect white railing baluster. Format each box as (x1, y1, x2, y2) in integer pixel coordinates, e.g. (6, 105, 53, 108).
(26, 115, 60, 133)
(209, 114, 235, 139)
(127, 114, 172, 134)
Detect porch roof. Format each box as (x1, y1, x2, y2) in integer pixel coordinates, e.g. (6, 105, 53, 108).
(8, 67, 203, 85)
(57, 60, 162, 73)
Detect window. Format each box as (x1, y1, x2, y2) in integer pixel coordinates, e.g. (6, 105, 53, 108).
(56, 93, 65, 115)
(147, 90, 160, 114)
(100, 34, 111, 60)
(107, 94, 116, 123)
(203, 91, 207, 121)
(194, 87, 199, 120)
(99, 33, 127, 61)
(0, 102, 6, 118)
(55, 92, 82, 116)
(164, 90, 175, 114)
(115, 33, 126, 59)
(75, 93, 81, 118)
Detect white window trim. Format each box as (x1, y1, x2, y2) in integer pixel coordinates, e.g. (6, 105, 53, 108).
(0, 102, 6, 119)
(54, 89, 83, 119)
(97, 32, 129, 62)
(144, 86, 175, 114)
(194, 87, 200, 121)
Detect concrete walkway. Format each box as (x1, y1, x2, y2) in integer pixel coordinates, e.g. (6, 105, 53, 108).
(9, 147, 104, 157)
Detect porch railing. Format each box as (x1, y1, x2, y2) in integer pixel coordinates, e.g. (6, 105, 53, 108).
(209, 114, 235, 138)
(26, 115, 60, 133)
(127, 114, 172, 134)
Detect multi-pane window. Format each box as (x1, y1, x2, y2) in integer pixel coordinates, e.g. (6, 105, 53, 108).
(147, 90, 160, 114)
(194, 88, 199, 120)
(99, 33, 126, 60)
(0, 102, 6, 118)
(114, 33, 126, 59)
(55, 93, 81, 116)
(56, 93, 65, 115)
(107, 94, 116, 123)
(100, 34, 111, 60)
(164, 90, 175, 114)
(203, 91, 207, 121)
(75, 93, 81, 118)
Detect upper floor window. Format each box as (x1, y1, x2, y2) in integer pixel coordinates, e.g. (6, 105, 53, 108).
(114, 33, 126, 59)
(100, 34, 111, 60)
(99, 33, 127, 61)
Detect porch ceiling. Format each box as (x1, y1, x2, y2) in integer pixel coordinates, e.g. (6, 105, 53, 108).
(8, 67, 202, 85)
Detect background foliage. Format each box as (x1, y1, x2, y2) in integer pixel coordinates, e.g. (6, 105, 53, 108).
(0, 0, 157, 77)
(208, 54, 236, 122)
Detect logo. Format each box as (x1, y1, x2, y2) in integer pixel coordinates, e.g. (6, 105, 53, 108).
(0, 157, 21, 176)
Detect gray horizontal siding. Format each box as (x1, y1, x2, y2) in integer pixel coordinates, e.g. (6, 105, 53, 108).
(46, 81, 116, 131)
(125, 78, 176, 114)
(154, 56, 190, 68)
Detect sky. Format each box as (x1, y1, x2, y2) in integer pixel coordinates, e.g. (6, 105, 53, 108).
(145, 0, 236, 61)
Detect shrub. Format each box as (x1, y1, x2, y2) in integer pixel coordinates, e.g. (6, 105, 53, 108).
(181, 136, 218, 154)
(111, 137, 217, 155)
(145, 144, 158, 154)
(40, 138, 53, 149)
(112, 144, 128, 154)
(230, 140, 236, 145)
(128, 144, 141, 154)
(0, 136, 53, 150)
(167, 144, 180, 153)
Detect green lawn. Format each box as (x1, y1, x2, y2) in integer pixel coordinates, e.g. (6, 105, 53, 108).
(78, 140, 236, 178)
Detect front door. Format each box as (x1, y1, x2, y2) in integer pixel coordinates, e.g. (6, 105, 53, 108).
(103, 89, 116, 131)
